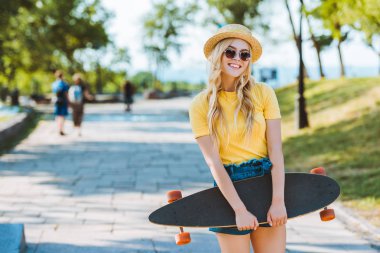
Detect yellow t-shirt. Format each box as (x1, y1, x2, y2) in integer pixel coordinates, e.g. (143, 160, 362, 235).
(189, 82, 281, 165)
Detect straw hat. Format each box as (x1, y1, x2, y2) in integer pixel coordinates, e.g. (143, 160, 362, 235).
(203, 24, 262, 63)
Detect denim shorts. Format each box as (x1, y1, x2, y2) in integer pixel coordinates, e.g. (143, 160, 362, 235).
(209, 157, 272, 235)
(54, 104, 68, 116)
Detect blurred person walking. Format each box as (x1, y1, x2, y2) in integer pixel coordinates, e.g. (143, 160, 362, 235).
(69, 73, 94, 136)
(123, 80, 135, 112)
(52, 70, 70, 136)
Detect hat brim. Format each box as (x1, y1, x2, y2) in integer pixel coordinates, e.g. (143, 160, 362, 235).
(203, 31, 262, 63)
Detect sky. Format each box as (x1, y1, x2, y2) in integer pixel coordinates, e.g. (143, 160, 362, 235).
(100, 0, 379, 83)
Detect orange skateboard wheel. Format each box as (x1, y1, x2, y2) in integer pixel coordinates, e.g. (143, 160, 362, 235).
(320, 208, 335, 221)
(167, 190, 182, 203)
(310, 167, 326, 176)
(175, 232, 191, 245)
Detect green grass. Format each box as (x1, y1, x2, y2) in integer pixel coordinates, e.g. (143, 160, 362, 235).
(277, 76, 380, 227)
(0, 115, 13, 122)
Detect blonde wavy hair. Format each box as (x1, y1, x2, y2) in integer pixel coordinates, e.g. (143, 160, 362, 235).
(206, 38, 255, 148)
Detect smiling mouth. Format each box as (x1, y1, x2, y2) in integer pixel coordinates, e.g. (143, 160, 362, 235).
(228, 63, 241, 69)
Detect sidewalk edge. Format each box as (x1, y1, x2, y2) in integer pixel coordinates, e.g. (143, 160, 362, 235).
(334, 201, 380, 250)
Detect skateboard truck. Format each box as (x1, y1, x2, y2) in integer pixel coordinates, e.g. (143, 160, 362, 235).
(166, 190, 191, 245)
(310, 167, 336, 221)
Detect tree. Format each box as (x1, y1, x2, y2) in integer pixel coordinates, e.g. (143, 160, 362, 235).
(284, 0, 310, 78)
(0, 0, 35, 88)
(341, 0, 380, 74)
(301, 1, 335, 79)
(143, 0, 199, 88)
(206, 0, 268, 31)
(310, 0, 350, 77)
(131, 71, 154, 91)
(305, 17, 334, 79)
(24, 0, 111, 72)
(0, 0, 112, 95)
(75, 45, 130, 94)
(297, 0, 309, 129)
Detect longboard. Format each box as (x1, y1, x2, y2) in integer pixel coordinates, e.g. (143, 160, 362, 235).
(149, 173, 340, 227)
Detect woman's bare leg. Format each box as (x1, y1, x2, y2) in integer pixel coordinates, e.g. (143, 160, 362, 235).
(56, 116, 65, 134)
(215, 233, 251, 253)
(250, 226, 286, 253)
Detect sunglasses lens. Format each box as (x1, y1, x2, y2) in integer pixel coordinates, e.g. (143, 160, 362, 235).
(240, 52, 251, 61)
(225, 49, 236, 59)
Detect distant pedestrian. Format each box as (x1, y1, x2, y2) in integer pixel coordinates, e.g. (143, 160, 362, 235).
(68, 73, 94, 136)
(10, 88, 19, 106)
(0, 85, 8, 103)
(123, 80, 135, 112)
(52, 70, 70, 136)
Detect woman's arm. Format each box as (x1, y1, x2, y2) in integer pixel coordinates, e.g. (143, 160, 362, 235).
(84, 89, 94, 101)
(266, 119, 287, 227)
(196, 135, 259, 231)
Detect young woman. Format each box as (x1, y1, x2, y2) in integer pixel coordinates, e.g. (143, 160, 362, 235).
(189, 24, 287, 253)
(69, 73, 94, 136)
(52, 70, 69, 136)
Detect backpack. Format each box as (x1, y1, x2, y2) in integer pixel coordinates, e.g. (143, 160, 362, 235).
(55, 89, 66, 105)
(68, 85, 83, 104)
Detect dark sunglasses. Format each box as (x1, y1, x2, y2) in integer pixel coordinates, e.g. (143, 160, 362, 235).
(224, 48, 251, 61)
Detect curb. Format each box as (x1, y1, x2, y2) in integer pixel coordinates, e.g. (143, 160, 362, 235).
(334, 202, 380, 250)
(0, 108, 34, 145)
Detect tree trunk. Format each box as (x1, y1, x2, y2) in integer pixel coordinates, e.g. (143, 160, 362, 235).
(367, 43, 380, 75)
(337, 40, 345, 77)
(305, 14, 325, 78)
(285, 0, 309, 78)
(297, 0, 309, 129)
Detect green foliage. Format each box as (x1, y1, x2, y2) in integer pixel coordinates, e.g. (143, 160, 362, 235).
(160, 80, 205, 92)
(311, 34, 334, 51)
(308, 0, 379, 48)
(0, 1, 35, 88)
(0, 0, 112, 94)
(341, 0, 380, 54)
(143, 0, 199, 82)
(22, 0, 111, 71)
(130, 71, 154, 91)
(206, 0, 268, 32)
(77, 66, 126, 94)
(309, 0, 351, 43)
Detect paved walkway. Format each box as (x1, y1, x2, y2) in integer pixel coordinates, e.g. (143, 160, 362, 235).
(0, 98, 378, 253)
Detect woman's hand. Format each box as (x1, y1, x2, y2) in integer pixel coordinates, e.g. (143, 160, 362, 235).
(267, 200, 287, 227)
(235, 208, 259, 231)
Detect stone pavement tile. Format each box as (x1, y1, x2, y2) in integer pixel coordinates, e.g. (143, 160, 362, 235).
(286, 212, 378, 253)
(0, 217, 11, 222)
(0, 203, 24, 212)
(29, 228, 158, 253)
(41, 211, 77, 219)
(134, 183, 157, 193)
(112, 192, 143, 203)
(10, 217, 46, 224)
(150, 228, 220, 253)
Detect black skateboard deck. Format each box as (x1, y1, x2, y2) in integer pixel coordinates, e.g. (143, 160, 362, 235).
(149, 173, 340, 227)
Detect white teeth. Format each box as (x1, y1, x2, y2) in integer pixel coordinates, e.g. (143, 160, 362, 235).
(228, 63, 240, 69)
